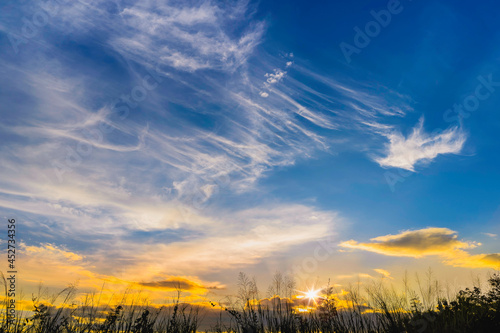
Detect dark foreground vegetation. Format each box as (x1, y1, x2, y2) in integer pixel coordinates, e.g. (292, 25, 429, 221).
(0, 271, 499, 333)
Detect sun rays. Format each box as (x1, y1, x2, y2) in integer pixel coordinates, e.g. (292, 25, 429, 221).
(296, 287, 323, 306)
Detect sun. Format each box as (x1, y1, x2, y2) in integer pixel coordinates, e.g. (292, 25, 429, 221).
(297, 288, 323, 305)
(304, 289, 321, 300)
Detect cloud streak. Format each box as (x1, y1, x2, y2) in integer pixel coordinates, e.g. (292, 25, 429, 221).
(137, 277, 224, 292)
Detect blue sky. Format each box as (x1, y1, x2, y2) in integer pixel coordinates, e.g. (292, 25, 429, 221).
(1, 0, 500, 301)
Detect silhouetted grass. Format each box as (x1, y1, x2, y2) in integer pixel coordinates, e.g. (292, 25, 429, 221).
(0, 271, 499, 332)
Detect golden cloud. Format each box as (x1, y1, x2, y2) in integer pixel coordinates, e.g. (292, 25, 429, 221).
(445, 253, 500, 269)
(373, 269, 393, 279)
(339, 227, 500, 269)
(339, 228, 476, 258)
(23, 242, 83, 261)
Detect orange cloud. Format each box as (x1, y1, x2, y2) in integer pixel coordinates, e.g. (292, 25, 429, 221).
(445, 253, 500, 269)
(23, 242, 83, 261)
(339, 227, 500, 269)
(137, 277, 225, 293)
(373, 269, 393, 280)
(15, 242, 223, 306)
(339, 228, 476, 258)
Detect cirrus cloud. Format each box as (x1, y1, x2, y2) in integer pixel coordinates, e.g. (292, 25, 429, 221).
(375, 118, 466, 171)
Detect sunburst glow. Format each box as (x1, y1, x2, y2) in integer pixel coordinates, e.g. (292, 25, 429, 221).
(298, 288, 323, 305)
(305, 289, 321, 300)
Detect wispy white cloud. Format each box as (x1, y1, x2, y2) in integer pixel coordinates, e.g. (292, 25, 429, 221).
(375, 118, 466, 171)
(0, 0, 419, 287)
(62, 0, 265, 72)
(91, 204, 338, 277)
(10, 202, 339, 284)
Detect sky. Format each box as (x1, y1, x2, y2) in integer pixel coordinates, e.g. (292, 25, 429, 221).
(1, 0, 500, 306)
